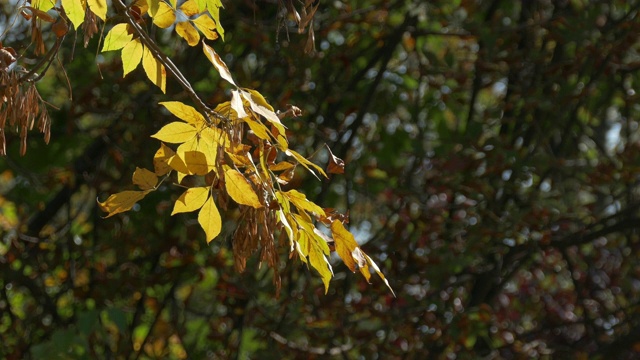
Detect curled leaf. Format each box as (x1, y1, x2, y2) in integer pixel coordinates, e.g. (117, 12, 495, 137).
(203, 42, 236, 86)
(98, 190, 151, 218)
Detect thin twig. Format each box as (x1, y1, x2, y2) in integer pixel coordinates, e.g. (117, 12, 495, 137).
(112, 0, 224, 123)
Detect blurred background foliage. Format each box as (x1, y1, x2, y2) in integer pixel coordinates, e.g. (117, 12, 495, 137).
(2, 0, 640, 358)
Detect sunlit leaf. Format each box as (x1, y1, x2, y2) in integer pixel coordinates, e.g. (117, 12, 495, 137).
(203, 42, 236, 86)
(269, 161, 295, 172)
(172, 187, 210, 215)
(179, 0, 199, 16)
(121, 38, 143, 77)
(176, 133, 217, 174)
(151, 1, 175, 28)
(361, 252, 395, 297)
(151, 122, 197, 144)
(330, 220, 361, 272)
(206, 0, 224, 40)
(87, 0, 107, 20)
(308, 242, 333, 293)
(98, 190, 151, 218)
(168, 154, 190, 176)
(231, 90, 247, 118)
(61, 0, 85, 29)
(132, 167, 158, 190)
(153, 143, 175, 176)
(241, 89, 285, 131)
(198, 196, 221, 243)
(31, 0, 56, 11)
(183, 150, 210, 175)
(142, 46, 166, 92)
(176, 21, 200, 46)
(225, 169, 263, 208)
(159, 101, 206, 126)
(243, 117, 270, 141)
(102, 24, 132, 52)
(192, 14, 219, 41)
(286, 148, 327, 179)
(283, 189, 325, 217)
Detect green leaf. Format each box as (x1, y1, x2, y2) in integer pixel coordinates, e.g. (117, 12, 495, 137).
(102, 24, 132, 52)
(61, 0, 85, 29)
(121, 38, 143, 77)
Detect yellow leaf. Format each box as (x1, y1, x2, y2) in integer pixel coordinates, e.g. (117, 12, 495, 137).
(330, 220, 360, 273)
(242, 89, 285, 130)
(102, 24, 132, 52)
(183, 150, 210, 175)
(277, 209, 295, 251)
(269, 161, 295, 171)
(203, 43, 236, 86)
(153, 143, 175, 175)
(151, 122, 197, 143)
(294, 213, 330, 254)
(168, 154, 190, 175)
(206, 0, 224, 41)
(361, 252, 396, 297)
(224, 169, 263, 208)
(98, 190, 151, 218)
(159, 101, 206, 126)
(192, 14, 219, 41)
(151, 1, 175, 28)
(172, 187, 209, 215)
(194, 0, 207, 12)
(308, 242, 333, 293)
(121, 38, 143, 77)
(176, 133, 217, 174)
(284, 189, 325, 217)
(62, 0, 85, 29)
(330, 220, 395, 295)
(142, 46, 166, 93)
(286, 149, 327, 179)
(176, 21, 200, 46)
(179, 0, 200, 16)
(132, 0, 149, 13)
(132, 167, 158, 190)
(86, 0, 107, 20)
(244, 117, 270, 141)
(198, 196, 221, 242)
(32, 0, 56, 11)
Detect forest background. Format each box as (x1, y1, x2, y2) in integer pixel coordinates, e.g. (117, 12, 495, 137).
(1, 0, 640, 359)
